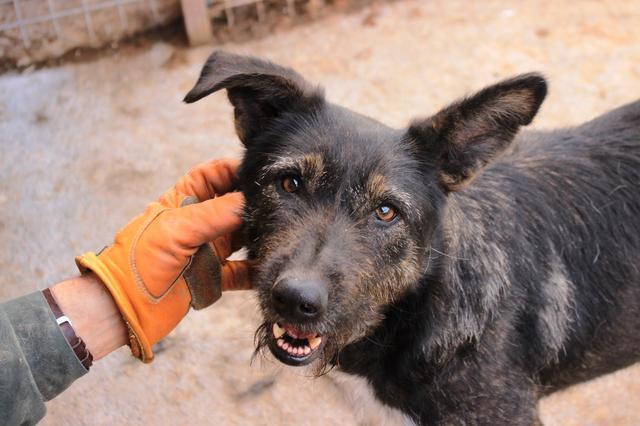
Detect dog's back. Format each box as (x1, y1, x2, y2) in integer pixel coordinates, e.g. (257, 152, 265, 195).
(470, 100, 640, 390)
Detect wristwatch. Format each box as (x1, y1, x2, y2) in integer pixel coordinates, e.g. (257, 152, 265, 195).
(42, 288, 94, 370)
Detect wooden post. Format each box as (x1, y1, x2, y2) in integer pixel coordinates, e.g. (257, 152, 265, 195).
(308, 0, 324, 17)
(286, 0, 295, 16)
(256, 0, 265, 22)
(180, 0, 213, 45)
(225, 0, 235, 26)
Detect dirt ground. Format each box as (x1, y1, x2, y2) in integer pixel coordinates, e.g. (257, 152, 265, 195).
(1, 0, 640, 424)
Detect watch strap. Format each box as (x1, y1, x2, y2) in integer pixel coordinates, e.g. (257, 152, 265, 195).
(42, 288, 93, 370)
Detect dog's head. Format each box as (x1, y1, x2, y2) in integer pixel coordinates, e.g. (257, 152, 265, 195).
(185, 51, 546, 370)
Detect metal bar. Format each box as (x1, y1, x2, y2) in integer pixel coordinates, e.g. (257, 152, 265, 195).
(80, 0, 97, 42)
(46, 0, 62, 39)
(0, 0, 146, 31)
(148, 0, 160, 23)
(12, 0, 30, 46)
(115, 0, 129, 33)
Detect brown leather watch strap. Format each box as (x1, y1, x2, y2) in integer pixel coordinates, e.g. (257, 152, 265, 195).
(42, 288, 93, 370)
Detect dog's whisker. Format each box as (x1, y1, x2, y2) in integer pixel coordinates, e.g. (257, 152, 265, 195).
(430, 247, 469, 261)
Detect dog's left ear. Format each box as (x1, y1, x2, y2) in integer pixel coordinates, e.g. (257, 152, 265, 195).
(409, 73, 547, 192)
(184, 51, 323, 145)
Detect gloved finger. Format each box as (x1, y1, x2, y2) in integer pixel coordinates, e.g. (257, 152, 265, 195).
(175, 158, 241, 201)
(220, 260, 253, 291)
(176, 191, 245, 248)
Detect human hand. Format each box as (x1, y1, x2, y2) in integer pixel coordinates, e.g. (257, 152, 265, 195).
(75, 159, 250, 362)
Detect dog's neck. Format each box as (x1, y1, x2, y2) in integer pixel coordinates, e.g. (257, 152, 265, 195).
(335, 174, 519, 408)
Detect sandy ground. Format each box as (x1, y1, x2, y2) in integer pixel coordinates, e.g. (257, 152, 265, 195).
(1, 0, 640, 424)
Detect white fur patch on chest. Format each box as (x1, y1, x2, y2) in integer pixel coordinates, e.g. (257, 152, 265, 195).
(329, 371, 416, 426)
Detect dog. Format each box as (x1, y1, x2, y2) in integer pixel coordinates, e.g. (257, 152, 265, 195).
(185, 51, 640, 425)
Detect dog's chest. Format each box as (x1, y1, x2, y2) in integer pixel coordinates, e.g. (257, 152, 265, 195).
(330, 371, 416, 426)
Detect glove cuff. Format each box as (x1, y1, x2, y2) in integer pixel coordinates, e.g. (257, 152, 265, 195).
(75, 252, 154, 362)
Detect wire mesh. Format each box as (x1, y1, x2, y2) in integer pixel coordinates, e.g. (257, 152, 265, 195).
(1, 0, 169, 42)
(0, 0, 178, 65)
(208, 0, 326, 28)
(0, 0, 330, 66)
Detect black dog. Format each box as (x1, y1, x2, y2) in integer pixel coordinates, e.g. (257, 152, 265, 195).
(185, 51, 640, 425)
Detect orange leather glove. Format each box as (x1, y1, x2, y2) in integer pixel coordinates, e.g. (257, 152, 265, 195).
(75, 159, 250, 362)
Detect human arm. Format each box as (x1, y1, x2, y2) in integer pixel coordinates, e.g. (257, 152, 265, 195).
(0, 158, 251, 423)
(0, 287, 93, 426)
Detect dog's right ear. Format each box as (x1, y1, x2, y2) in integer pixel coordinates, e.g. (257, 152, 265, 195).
(184, 51, 324, 145)
(408, 73, 547, 192)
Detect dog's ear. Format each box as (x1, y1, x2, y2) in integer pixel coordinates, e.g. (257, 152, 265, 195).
(409, 73, 547, 192)
(184, 51, 324, 145)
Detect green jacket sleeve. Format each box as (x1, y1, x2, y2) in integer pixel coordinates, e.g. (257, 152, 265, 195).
(0, 292, 88, 425)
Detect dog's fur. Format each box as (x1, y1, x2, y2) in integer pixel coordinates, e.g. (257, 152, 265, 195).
(185, 51, 640, 425)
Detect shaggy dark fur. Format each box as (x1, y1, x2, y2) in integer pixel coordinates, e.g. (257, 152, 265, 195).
(185, 51, 640, 425)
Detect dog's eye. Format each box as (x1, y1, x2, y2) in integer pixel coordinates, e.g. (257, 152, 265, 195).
(281, 175, 301, 193)
(374, 205, 397, 223)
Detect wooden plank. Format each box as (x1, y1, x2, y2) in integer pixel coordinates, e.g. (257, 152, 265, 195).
(224, 0, 234, 26)
(308, 0, 324, 17)
(180, 0, 213, 45)
(256, 0, 265, 22)
(286, 0, 295, 16)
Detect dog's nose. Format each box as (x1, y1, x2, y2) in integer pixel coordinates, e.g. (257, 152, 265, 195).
(272, 277, 328, 322)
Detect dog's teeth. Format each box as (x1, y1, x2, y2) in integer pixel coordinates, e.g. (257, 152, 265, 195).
(277, 338, 284, 348)
(273, 323, 286, 339)
(282, 342, 290, 350)
(303, 346, 311, 355)
(308, 335, 322, 349)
